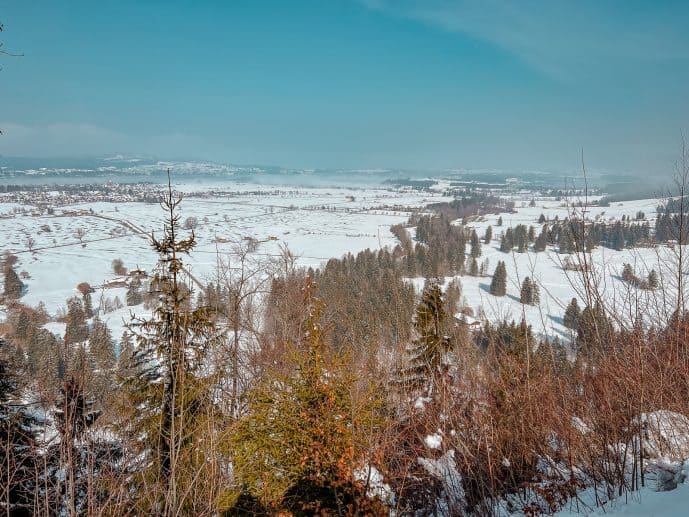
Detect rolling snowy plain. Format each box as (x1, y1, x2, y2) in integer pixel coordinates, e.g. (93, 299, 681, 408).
(0, 180, 676, 345)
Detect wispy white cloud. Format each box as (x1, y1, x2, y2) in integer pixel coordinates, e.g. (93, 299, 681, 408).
(360, 0, 689, 80)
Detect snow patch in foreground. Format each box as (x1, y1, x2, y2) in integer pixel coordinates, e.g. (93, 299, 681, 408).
(424, 432, 443, 450)
(638, 410, 689, 461)
(556, 410, 689, 516)
(557, 478, 689, 516)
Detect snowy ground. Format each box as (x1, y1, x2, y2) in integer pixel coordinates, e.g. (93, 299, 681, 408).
(557, 485, 689, 517)
(0, 181, 677, 344)
(0, 182, 449, 338)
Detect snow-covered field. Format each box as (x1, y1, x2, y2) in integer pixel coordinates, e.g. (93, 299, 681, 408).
(0, 182, 449, 337)
(0, 180, 676, 344)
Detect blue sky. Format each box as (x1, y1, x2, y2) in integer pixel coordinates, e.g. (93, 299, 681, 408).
(1, 0, 689, 175)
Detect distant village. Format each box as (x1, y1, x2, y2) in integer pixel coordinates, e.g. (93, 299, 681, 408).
(0, 181, 320, 214)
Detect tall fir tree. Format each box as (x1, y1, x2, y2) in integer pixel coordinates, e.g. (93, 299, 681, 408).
(53, 377, 101, 515)
(577, 303, 613, 354)
(470, 230, 481, 258)
(563, 298, 581, 330)
(490, 261, 507, 296)
(455, 234, 466, 273)
(500, 228, 514, 253)
(484, 225, 493, 244)
(515, 225, 528, 253)
(126, 278, 143, 306)
(534, 226, 548, 252)
(559, 228, 573, 254)
(520, 277, 533, 304)
(621, 263, 635, 282)
(400, 279, 451, 390)
(116, 174, 222, 514)
(89, 316, 115, 371)
(3, 264, 24, 300)
(83, 292, 93, 318)
(64, 297, 89, 345)
(469, 257, 479, 277)
(648, 269, 659, 289)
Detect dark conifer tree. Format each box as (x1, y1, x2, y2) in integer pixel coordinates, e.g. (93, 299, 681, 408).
(490, 261, 507, 297)
(484, 225, 493, 244)
(514, 225, 528, 253)
(559, 229, 573, 254)
(621, 263, 635, 283)
(400, 279, 451, 390)
(610, 222, 625, 250)
(563, 298, 581, 330)
(648, 269, 659, 289)
(500, 228, 514, 253)
(532, 281, 540, 305)
(13, 309, 31, 340)
(117, 174, 221, 513)
(520, 277, 533, 304)
(53, 377, 101, 514)
(89, 316, 115, 371)
(83, 292, 93, 318)
(470, 230, 481, 258)
(64, 297, 89, 345)
(534, 227, 548, 252)
(126, 278, 143, 306)
(469, 257, 479, 277)
(577, 303, 613, 354)
(3, 264, 24, 300)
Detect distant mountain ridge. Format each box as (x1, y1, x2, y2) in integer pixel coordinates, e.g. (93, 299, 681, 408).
(0, 155, 449, 188)
(0, 155, 646, 192)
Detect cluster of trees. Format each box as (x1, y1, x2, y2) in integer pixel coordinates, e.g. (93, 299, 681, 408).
(500, 224, 534, 253)
(0, 295, 118, 515)
(487, 264, 540, 305)
(404, 214, 469, 277)
(392, 215, 494, 279)
(560, 298, 615, 354)
(425, 193, 514, 220)
(584, 219, 652, 250)
(497, 217, 652, 255)
(654, 211, 689, 243)
(313, 248, 416, 352)
(519, 276, 540, 305)
(621, 263, 659, 290)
